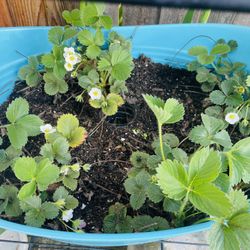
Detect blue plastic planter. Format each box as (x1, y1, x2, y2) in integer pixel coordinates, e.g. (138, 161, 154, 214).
(0, 24, 249, 246)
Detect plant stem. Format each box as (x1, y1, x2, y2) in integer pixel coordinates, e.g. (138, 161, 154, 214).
(158, 121, 165, 161)
(177, 193, 189, 222)
(0, 124, 10, 129)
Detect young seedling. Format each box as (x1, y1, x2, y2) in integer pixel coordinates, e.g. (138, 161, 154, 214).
(143, 94, 184, 161)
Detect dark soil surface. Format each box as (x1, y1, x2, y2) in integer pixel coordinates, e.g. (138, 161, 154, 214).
(0, 56, 222, 232)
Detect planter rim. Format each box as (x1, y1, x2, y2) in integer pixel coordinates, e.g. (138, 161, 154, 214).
(0, 219, 212, 246)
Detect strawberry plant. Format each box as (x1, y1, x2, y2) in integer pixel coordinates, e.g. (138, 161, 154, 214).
(18, 2, 133, 116)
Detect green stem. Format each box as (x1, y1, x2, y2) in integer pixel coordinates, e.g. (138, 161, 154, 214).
(177, 193, 189, 220)
(0, 124, 10, 129)
(158, 121, 165, 161)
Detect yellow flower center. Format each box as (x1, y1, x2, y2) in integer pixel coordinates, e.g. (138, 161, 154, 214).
(44, 128, 50, 133)
(69, 55, 75, 61)
(93, 91, 99, 96)
(237, 86, 245, 94)
(229, 114, 236, 120)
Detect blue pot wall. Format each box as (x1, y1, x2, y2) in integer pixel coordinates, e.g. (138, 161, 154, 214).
(0, 24, 249, 246)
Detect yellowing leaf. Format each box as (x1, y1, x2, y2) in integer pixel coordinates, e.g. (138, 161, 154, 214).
(69, 127, 87, 148)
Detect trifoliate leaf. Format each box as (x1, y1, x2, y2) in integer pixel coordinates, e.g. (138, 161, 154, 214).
(156, 160, 188, 200)
(98, 44, 134, 81)
(18, 56, 42, 87)
(44, 72, 68, 96)
(143, 94, 184, 125)
(48, 27, 77, 46)
(62, 9, 82, 26)
(103, 203, 133, 233)
(188, 125, 210, 146)
(124, 170, 150, 210)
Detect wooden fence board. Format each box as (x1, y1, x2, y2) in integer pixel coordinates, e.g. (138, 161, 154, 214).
(1, 1, 250, 27)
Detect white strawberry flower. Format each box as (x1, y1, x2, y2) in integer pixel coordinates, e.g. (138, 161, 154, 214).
(65, 54, 79, 65)
(89, 88, 102, 100)
(40, 124, 56, 134)
(64, 62, 74, 72)
(225, 112, 240, 125)
(63, 47, 75, 58)
(62, 209, 73, 222)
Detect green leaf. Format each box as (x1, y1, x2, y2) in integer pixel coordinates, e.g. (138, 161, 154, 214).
(211, 44, 231, 55)
(209, 223, 241, 250)
(132, 215, 169, 232)
(78, 30, 94, 46)
(130, 151, 149, 169)
(41, 54, 55, 68)
(188, 147, 221, 186)
(36, 159, 59, 191)
(14, 157, 36, 181)
(143, 95, 184, 125)
(198, 54, 215, 65)
(157, 160, 188, 200)
(0, 185, 22, 216)
(63, 176, 78, 191)
(188, 125, 210, 146)
(163, 197, 181, 213)
(7, 124, 28, 149)
(103, 203, 133, 233)
(62, 9, 82, 26)
(101, 99, 118, 116)
(6, 97, 29, 123)
(124, 170, 150, 210)
(17, 114, 43, 137)
(201, 114, 225, 135)
(18, 181, 36, 200)
(189, 183, 232, 217)
(41, 202, 59, 220)
(57, 114, 87, 148)
(43, 72, 68, 96)
(226, 137, 250, 185)
(213, 173, 230, 193)
(98, 44, 134, 81)
(146, 183, 164, 203)
(99, 15, 113, 29)
(188, 46, 208, 56)
(228, 190, 249, 216)
(0, 146, 22, 172)
(48, 27, 64, 45)
(86, 44, 101, 59)
(210, 90, 226, 105)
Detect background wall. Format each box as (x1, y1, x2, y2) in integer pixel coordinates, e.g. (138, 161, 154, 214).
(1, 0, 250, 27)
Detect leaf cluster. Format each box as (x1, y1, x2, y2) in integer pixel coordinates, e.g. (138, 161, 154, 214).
(103, 203, 169, 233)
